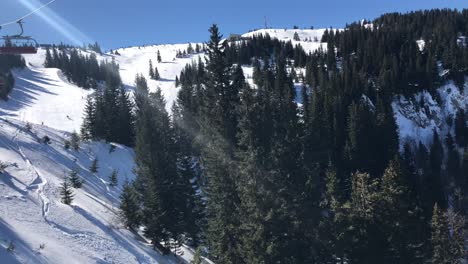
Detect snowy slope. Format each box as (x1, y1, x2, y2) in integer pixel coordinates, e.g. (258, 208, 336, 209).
(0, 66, 91, 133)
(393, 82, 468, 149)
(1, 29, 332, 134)
(113, 43, 204, 109)
(242, 28, 333, 53)
(0, 118, 186, 264)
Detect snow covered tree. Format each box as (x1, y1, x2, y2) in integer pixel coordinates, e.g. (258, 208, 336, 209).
(60, 178, 74, 205)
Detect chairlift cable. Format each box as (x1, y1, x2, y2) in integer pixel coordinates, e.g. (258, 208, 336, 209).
(0, 0, 58, 28)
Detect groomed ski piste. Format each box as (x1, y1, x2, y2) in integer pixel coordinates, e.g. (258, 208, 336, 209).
(1, 28, 466, 263)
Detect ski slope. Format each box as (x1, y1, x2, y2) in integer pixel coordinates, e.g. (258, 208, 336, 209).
(113, 43, 204, 110)
(0, 28, 335, 264)
(0, 118, 186, 263)
(0, 66, 91, 133)
(242, 28, 334, 53)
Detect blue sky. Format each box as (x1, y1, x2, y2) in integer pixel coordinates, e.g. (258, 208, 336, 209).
(0, 0, 466, 50)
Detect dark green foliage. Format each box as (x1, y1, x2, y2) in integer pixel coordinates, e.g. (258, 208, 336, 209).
(80, 79, 135, 146)
(70, 131, 80, 151)
(431, 204, 466, 264)
(0, 52, 24, 99)
(69, 168, 82, 188)
(88, 42, 102, 54)
(149, 59, 155, 79)
(120, 180, 141, 229)
(118, 14, 468, 262)
(154, 66, 160, 80)
(109, 169, 118, 187)
(60, 178, 74, 205)
(455, 109, 467, 147)
(132, 82, 197, 251)
(157, 50, 162, 63)
(89, 157, 99, 173)
(44, 47, 120, 89)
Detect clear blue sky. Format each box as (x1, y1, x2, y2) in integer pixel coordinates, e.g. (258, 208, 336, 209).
(0, 0, 466, 50)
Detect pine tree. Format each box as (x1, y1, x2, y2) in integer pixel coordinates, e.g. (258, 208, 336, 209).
(69, 168, 82, 188)
(109, 169, 118, 187)
(81, 95, 96, 140)
(378, 157, 425, 263)
(133, 87, 179, 250)
(44, 47, 53, 68)
(120, 180, 141, 229)
(154, 66, 160, 80)
(157, 50, 162, 63)
(199, 24, 243, 263)
(60, 178, 74, 205)
(89, 157, 99, 173)
(187, 43, 194, 54)
(70, 131, 80, 151)
(454, 109, 467, 147)
(149, 59, 155, 79)
(191, 247, 203, 264)
(293, 31, 300, 41)
(428, 131, 446, 208)
(431, 203, 450, 263)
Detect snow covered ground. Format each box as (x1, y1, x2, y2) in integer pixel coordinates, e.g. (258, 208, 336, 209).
(0, 118, 189, 263)
(2, 27, 465, 263)
(242, 28, 332, 53)
(393, 81, 468, 149)
(0, 67, 91, 133)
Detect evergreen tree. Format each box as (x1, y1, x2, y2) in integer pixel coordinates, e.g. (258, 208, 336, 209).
(89, 157, 99, 173)
(431, 203, 450, 263)
(120, 180, 141, 229)
(81, 96, 96, 140)
(149, 59, 155, 79)
(70, 131, 80, 151)
(69, 168, 82, 188)
(454, 109, 467, 147)
(60, 178, 74, 205)
(377, 157, 425, 263)
(199, 24, 243, 263)
(157, 50, 162, 63)
(133, 87, 179, 250)
(428, 131, 446, 208)
(44, 47, 53, 68)
(109, 169, 118, 187)
(154, 66, 160, 80)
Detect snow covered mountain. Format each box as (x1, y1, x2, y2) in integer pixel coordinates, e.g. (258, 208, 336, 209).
(0, 27, 466, 263)
(0, 117, 172, 263)
(0, 28, 332, 264)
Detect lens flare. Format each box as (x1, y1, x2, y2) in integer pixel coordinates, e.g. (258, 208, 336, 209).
(18, 0, 91, 46)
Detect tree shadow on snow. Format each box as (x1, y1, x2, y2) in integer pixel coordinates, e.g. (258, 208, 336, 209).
(0, 219, 49, 264)
(73, 205, 180, 264)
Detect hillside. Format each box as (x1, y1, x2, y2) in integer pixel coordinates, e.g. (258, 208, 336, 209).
(0, 19, 467, 264)
(0, 28, 334, 263)
(0, 118, 173, 263)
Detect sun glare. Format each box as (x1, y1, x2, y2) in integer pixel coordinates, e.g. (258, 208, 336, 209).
(18, 0, 91, 46)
